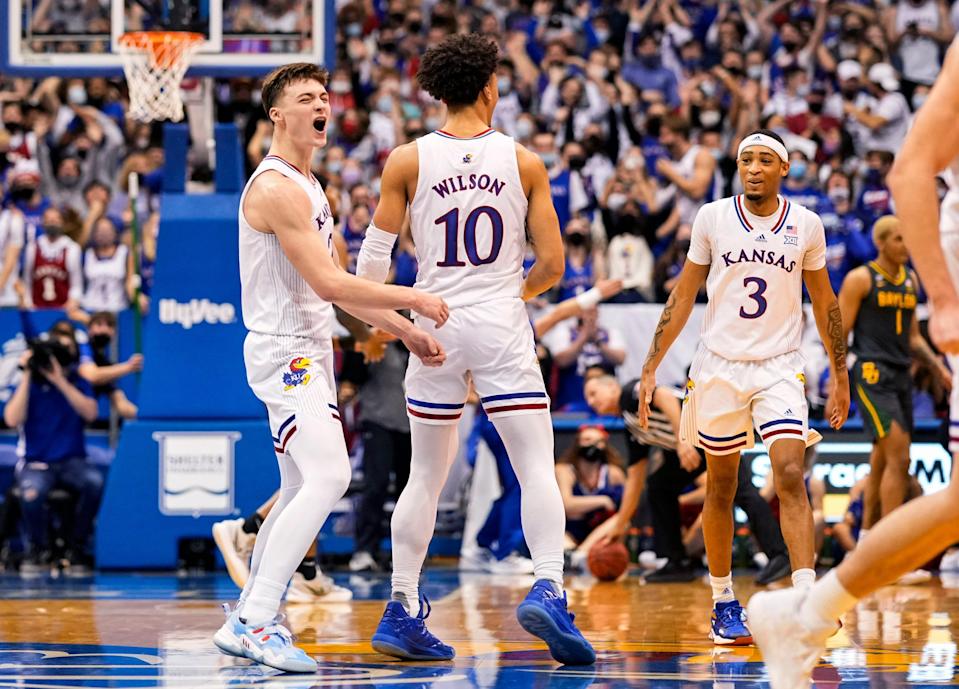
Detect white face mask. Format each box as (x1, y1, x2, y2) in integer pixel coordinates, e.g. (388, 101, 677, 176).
(606, 192, 627, 211)
(912, 93, 928, 110)
(700, 110, 721, 128)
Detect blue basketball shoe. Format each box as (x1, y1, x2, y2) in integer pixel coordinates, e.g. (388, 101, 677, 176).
(372, 596, 455, 661)
(516, 579, 596, 665)
(709, 599, 753, 645)
(216, 607, 317, 673)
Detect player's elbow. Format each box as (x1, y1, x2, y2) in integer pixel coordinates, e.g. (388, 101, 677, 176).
(888, 154, 935, 195)
(545, 253, 565, 284)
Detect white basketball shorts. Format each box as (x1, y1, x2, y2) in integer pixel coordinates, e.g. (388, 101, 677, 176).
(243, 332, 342, 455)
(943, 233, 959, 454)
(680, 347, 809, 455)
(405, 297, 549, 425)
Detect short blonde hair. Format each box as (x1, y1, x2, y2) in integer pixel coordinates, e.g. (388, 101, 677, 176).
(872, 215, 900, 247)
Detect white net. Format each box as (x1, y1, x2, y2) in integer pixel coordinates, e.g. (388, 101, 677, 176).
(118, 32, 203, 123)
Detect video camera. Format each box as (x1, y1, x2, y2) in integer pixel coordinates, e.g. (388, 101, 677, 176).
(28, 337, 77, 378)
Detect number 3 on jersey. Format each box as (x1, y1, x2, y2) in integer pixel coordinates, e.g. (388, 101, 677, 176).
(739, 276, 768, 319)
(436, 206, 503, 267)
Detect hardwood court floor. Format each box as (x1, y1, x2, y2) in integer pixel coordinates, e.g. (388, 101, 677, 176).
(0, 568, 957, 688)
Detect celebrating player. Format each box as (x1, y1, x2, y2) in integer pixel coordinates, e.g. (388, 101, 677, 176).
(748, 38, 959, 689)
(356, 34, 595, 665)
(212, 63, 449, 673)
(638, 129, 850, 645)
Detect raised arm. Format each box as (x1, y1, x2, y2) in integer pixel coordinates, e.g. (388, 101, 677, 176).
(887, 39, 959, 353)
(517, 143, 565, 300)
(804, 267, 850, 429)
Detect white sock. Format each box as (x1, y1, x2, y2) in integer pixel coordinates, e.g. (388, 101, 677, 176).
(792, 567, 816, 589)
(710, 574, 735, 603)
(491, 413, 565, 588)
(391, 422, 459, 615)
(241, 576, 287, 625)
(799, 569, 858, 631)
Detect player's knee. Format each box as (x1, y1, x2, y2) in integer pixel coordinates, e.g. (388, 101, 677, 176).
(774, 462, 805, 496)
(706, 474, 737, 504)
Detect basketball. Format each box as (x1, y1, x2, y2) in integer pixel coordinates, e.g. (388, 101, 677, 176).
(587, 541, 630, 581)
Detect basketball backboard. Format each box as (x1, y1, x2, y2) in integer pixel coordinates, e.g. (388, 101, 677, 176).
(2, 0, 334, 77)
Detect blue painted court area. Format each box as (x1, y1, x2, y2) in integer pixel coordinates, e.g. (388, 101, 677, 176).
(0, 570, 956, 688)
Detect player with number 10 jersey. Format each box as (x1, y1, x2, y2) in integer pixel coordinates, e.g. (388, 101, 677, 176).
(357, 33, 594, 667)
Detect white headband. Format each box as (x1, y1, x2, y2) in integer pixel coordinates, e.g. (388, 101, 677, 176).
(737, 133, 789, 163)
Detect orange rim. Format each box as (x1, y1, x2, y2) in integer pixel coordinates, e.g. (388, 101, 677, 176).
(119, 31, 204, 69)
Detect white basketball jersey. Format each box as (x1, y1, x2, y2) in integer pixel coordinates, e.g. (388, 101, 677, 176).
(941, 159, 959, 237)
(0, 210, 24, 306)
(687, 195, 826, 361)
(238, 155, 336, 341)
(82, 244, 129, 312)
(409, 129, 528, 309)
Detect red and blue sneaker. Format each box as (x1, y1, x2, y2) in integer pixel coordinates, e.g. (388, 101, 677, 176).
(710, 599, 753, 645)
(371, 596, 455, 661)
(516, 579, 596, 665)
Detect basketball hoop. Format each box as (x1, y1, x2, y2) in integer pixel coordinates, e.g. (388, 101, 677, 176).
(118, 31, 204, 122)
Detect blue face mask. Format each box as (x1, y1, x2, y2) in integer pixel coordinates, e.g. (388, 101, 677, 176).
(376, 96, 393, 114)
(789, 161, 807, 180)
(540, 152, 558, 168)
(497, 77, 512, 94)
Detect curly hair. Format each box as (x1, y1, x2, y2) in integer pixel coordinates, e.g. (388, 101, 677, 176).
(417, 34, 499, 107)
(261, 62, 330, 115)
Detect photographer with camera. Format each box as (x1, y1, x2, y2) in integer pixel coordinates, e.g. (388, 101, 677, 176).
(3, 321, 101, 578)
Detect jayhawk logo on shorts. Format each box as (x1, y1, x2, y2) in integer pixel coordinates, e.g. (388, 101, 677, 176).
(283, 357, 312, 390)
(463, 153, 473, 164)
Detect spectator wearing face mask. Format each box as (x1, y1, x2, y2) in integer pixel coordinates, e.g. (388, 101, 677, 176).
(548, 307, 626, 412)
(491, 60, 524, 138)
(22, 207, 82, 311)
(842, 63, 911, 155)
(820, 171, 873, 294)
(622, 32, 680, 108)
(781, 151, 830, 216)
(6, 160, 50, 232)
(655, 115, 717, 242)
(82, 217, 129, 313)
(556, 425, 627, 573)
(86, 311, 137, 420)
(883, 0, 954, 103)
(38, 155, 93, 215)
(762, 64, 810, 121)
(557, 220, 598, 302)
(340, 203, 371, 274)
(857, 149, 896, 227)
(827, 60, 876, 157)
(530, 130, 573, 230)
(543, 75, 609, 148)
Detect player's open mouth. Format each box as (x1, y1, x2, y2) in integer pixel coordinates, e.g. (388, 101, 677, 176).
(313, 118, 327, 133)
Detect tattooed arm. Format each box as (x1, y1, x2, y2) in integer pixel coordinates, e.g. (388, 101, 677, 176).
(804, 267, 850, 429)
(637, 260, 710, 428)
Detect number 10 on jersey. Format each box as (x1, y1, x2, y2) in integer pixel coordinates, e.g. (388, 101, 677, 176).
(436, 206, 504, 267)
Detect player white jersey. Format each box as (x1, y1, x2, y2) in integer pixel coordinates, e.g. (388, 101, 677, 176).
(409, 129, 528, 309)
(82, 244, 128, 312)
(238, 154, 336, 341)
(687, 194, 826, 361)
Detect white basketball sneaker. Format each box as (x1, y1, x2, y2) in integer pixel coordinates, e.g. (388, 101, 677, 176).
(286, 571, 353, 604)
(748, 587, 832, 689)
(212, 518, 256, 589)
